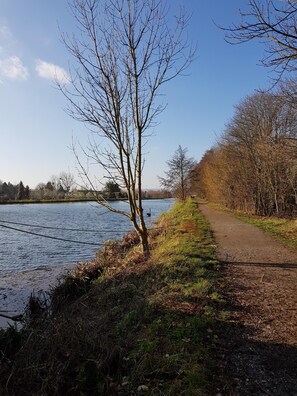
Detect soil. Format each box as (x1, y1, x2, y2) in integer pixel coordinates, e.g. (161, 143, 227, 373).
(198, 203, 297, 395)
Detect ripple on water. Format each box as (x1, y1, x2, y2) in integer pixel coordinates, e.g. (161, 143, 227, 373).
(0, 199, 173, 272)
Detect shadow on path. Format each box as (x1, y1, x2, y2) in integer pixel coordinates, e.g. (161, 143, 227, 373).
(221, 261, 297, 269)
(218, 313, 297, 395)
(198, 203, 297, 395)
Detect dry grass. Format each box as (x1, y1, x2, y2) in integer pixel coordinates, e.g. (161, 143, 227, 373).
(235, 214, 297, 249)
(208, 202, 297, 249)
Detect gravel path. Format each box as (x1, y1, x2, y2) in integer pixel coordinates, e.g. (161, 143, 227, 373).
(199, 203, 297, 395)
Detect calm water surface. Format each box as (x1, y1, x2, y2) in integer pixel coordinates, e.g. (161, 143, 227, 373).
(0, 199, 173, 273)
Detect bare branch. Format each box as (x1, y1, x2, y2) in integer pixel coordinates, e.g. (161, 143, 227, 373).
(222, 0, 297, 78)
(59, 0, 194, 255)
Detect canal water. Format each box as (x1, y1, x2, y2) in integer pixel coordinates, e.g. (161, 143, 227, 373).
(0, 199, 173, 327)
(0, 199, 173, 273)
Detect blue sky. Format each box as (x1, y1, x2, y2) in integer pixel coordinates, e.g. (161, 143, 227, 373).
(0, 0, 272, 189)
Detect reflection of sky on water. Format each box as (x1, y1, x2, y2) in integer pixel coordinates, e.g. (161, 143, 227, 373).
(0, 199, 173, 272)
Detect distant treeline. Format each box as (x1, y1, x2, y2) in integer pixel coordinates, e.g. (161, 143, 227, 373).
(0, 181, 30, 202)
(0, 178, 171, 203)
(0, 179, 72, 202)
(0, 172, 77, 202)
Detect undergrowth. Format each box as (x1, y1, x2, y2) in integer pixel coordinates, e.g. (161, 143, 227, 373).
(0, 199, 223, 395)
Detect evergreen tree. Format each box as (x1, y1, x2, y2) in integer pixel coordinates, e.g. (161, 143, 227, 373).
(103, 182, 121, 200)
(25, 185, 30, 199)
(17, 181, 25, 200)
(7, 182, 16, 200)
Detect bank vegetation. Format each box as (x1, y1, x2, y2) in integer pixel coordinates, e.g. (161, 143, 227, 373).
(192, 91, 297, 218)
(0, 200, 226, 395)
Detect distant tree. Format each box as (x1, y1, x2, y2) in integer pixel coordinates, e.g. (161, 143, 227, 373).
(50, 175, 61, 191)
(36, 183, 45, 190)
(143, 189, 172, 199)
(8, 183, 17, 200)
(0, 182, 18, 200)
(24, 185, 30, 200)
(45, 181, 55, 192)
(59, 172, 75, 193)
(16, 181, 25, 200)
(159, 146, 196, 201)
(57, 184, 66, 198)
(0, 182, 9, 200)
(31, 183, 46, 200)
(103, 181, 121, 200)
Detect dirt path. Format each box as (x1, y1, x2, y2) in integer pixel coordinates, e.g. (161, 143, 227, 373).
(198, 203, 297, 395)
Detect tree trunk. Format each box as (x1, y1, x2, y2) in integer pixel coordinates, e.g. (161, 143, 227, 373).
(274, 192, 279, 217)
(138, 202, 150, 257)
(139, 227, 150, 257)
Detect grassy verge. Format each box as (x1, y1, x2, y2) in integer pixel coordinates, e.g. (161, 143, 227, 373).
(0, 199, 223, 395)
(209, 202, 297, 250)
(233, 214, 297, 249)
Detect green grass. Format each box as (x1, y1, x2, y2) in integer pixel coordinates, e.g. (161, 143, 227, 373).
(230, 212, 297, 249)
(0, 199, 224, 395)
(208, 202, 297, 250)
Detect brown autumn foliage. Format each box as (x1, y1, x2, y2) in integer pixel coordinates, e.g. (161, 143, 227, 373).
(192, 91, 297, 217)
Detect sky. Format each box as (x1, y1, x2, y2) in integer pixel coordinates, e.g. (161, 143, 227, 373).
(0, 0, 273, 190)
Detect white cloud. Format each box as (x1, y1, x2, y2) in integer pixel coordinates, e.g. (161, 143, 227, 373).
(36, 59, 70, 84)
(0, 23, 12, 40)
(0, 56, 29, 80)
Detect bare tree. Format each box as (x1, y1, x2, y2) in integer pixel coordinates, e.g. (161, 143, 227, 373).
(224, 0, 297, 78)
(159, 145, 196, 201)
(195, 91, 297, 217)
(59, 0, 194, 256)
(59, 171, 75, 193)
(50, 175, 61, 191)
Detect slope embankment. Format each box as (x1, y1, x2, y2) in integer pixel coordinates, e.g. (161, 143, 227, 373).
(0, 200, 223, 395)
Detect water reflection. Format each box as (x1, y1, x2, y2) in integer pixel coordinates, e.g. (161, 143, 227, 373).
(0, 199, 173, 272)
